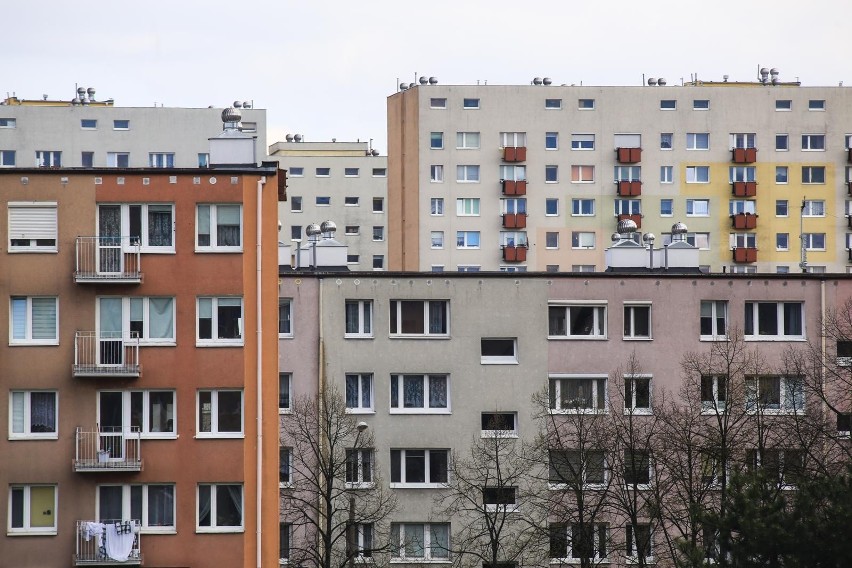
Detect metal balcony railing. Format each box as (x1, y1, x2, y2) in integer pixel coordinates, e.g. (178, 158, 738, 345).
(74, 427, 142, 472)
(73, 332, 140, 378)
(75, 237, 142, 283)
(75, 519, 142, 565)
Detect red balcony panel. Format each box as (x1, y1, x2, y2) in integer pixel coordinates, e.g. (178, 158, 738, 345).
(732, 213, 757, 230)
(502, 213, 527, 229)
(617, 180, 642, 196)
(503, 146, 527, 162)
(502, 245, 527, 262)
(617, 214, 642, 229)
(616, 147, 642, 163)
(732, 147, 757, 163)
(502, 179, 527, 196)
(732, 181, 757, 197)
(733, 247, 757, 263)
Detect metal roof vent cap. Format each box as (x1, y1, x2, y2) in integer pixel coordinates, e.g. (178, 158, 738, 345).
(319, 220, 337, 236)
(617, 218, 638, 234)
(222, 106, 242, 123)
(671, 221, 688, 235)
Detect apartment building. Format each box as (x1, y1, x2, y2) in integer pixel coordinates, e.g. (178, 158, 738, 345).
(0, 125, 282, 566)
(0, 91, 266, 168)
(269, 139, 388, 270)
(387, 77, 852, 273)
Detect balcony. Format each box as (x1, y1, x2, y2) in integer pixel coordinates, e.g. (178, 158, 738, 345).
(732, 213, 758, 229)
(75, 519, 141, 565)
(74, 427, 142, 472)
(502, 213, 527, 229)
(616, 147, 642, 164)
(502, 245, 527, 262)
(501, 179, 527, 196)
(733, 247, 757, 263)
(732, 147, 757, 163)
(617, 213, 642, 229)
(732, 181, 757, 197)
(75, 237, 142, 284)
(617, 180, 642, 196)
(73, 332, 140, 378)
(502, 146, 527, 162)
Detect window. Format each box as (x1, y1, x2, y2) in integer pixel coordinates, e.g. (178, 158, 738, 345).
(545, 132, 558, 149)
(571, 165, 594, 183)
(803, 233, 826, 250)
(346, 449, 374, 486)
(0, 118, 16, 128)
(481, 412, 518, 437)
(549, 450, 607, 487)
(687, 133, 710, 150)
(347, 255, 360, 264)
(729, 166, 756, 182)
(316, 196, 331, 206)
(662, 232, 710, 249)
(776, 99, 792, 110)
(546, 265, 560, 273)
(686, 199, 710, 216)
(626, 523, 653, 562)
(693, 99, 710, 110)
(0, 149, 16, 166)
(290, 226, 302, 240)
(430, 165, 443, 182)
(549, 304, 606, 338)
(624, 304, 651, 339)
(837, 412, 851, 436)
(390, 523, 450, 560)
(624, 450, 651, 486)
(372, 167, 386, 177)
(571, 134, 595, 150)
(747, 449, 805, 487)
(390, 375, 449, 412)
(35, 150, 61, 167)
(775, 134, 788, 151)
(372, 226, 384, 241)
(660, 165, 674, 183)
(501, 198, 526, 214)
(614, 199, 641, 215)
(197, 297, 243, 345)
(660, 99, 676, 110)
(353, 523, 374, 559)
(700, 300, 728, 339)
(98, 390, 176, 438)
(344, 226, 360, 236)
(8, 202, 57, 251)
(10, 296, 57, 345)
(289, 167, 304, 177)
(197, 484, 243, 531)
(344, 167, 359, 177)
(196, 204, 241, 250)
(500, 164, 526, 181)
(550, 522, 608, 562)
(501, 231, 528, 247)
(624, 376, 651, 413)
(456, 165, 480, 182)
(372, 255, 384, 270)
(571, 231, 596, 249)
(463, 98, 480, 109)
(545, 198, 559, 216)
(774, 200, 789, 217)
(614, 166, 641, 182)
(279, 373, 291, 413)
(457, 265, 480, 272)
(198, 153, 209, 168)
(149, 153, 175, 168)
(344, 196, 359, 206)
(481, 338, 518, 364)
(776, 233, 789, 251)
(97, 203, 175, 251)
(81, 118, 97, 129)
(846, 135, 852, 150)
(568, 199, 594, 217)
(545, 165, 559, 182)
(776, 166, 788, 183)
(456, 131, 480, 149)
(545, 98, 562, 109)
(431, 231, 444, 249)
(389, 300, 448, 337)
(802, 134, 825, 151)
(197, 390, 243, 437)
(701, 376, 727, 413)
(315, 167, 331, 177)
(686, 166, 710, 183)
(113, 120, 130, 130)
(745, 376, 804, 413)
(8, 485, 57, 534)
(802, 200, 825, 217)
(430, 98, 446, 109)
(290, 197, 302, 212)
(9, 391, 57, 439)
(731, 233, 757, 249)
(483, 487, 518, 512)
(809, 99, 825, 111)
(107, 152, 129, 167)
(578, 98, 595, 109)
(346, 373, 373, 412)
(97, 484, 175, 532)
(744, 301, 804, 339)
(456, 231, 480, 248)
(614, 133, 641, 148)
(660, 133, 673, 150)
(278, 299, 292, 337)
(430, 198, 444, 216)
(660, 199, 673, 217)
(729, 200, 756, 215)
(280, 523, 291, 563)
(430, 132, 443, 149)
(456, 198, 480, 216)
(549, 375, 607, 412)
(390, 449, 448, 485)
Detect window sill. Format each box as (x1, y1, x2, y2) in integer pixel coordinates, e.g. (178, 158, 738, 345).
(139, 249, 176, 255)
(196, 527, 245, 533)
(344, 334, 374, 340)
(196, 341, 245, 347)
(548, 483, 608, 491)
(195, 248, 244, 254)
(280, 482, 294, 490)
(548, 336, 608, 341)
(480, 359, 519, 365)
(390, 560, 451, 564)
(279, 408, 292, 415)
(624, 408, 653, 416)
(549, 409, 608, 415)
(279, 334, 294, 340)
(699, 336, 729, 342)
(481, 432, 518, 439)
(8, 434, 58, 441)
(389, 409, 451, 415)
(345, 409, 375, 415)
(345, 482, 376, 490)
(8, 341, 59, 347)
(623, 337, 653, 341)
(551, 559, 610, 565)
(388, 335, 450, 340)
(743, 336, 805, 342)
(8, 249, 58, 254)
(139, 341, 176, 347)
(195, 433, 245, 439)
(389, 483, 448, 489)
(141, 527, 176, 535)
(7, 529, 57, 536)
(140, 433, 177, 440)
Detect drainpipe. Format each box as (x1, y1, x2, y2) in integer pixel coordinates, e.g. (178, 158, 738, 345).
(256, 175, 266, 568)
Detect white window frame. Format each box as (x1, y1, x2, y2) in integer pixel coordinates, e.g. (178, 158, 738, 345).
(9, 296, 58, 345)
(545, 99, 562, 110)
(346, 373, 374, 413)
(430, 132, 444, 149)
(776, 233, 789, 251)
(745, 376, 805, 414)
(549, 374, 608, 414)
(290, 197, 302, 213)
(686, 132, 710, 150)
(279, 299, 292, 338)
(456, 165, 480, 183)
(545, 198, 559, 216)
(500, 164, 526, 181)
(430, 198, 444, 216)
(626, 523, 654, 563)
(430, 165, 443, 183)
(571, 231, 596, 250)
(344, 167, 360, 178)
(483, 486, 519, 513)
(196, 297, 244, 346)
(686, 199, 710, 217)
(660, 133, 673, 150)
(196, 483, 244, 532)
(809, 99, 825, 111)
(106, 152, 130, 167)
(802, 200, 825, 217)
(463, 98, 480, 109)
(545, 132, 559, 150)
(279, 373, 291, 414)
(456, 231, 481, 249)
(8, 202, 58, 252)
(0, 149, 16, 166)
(96, 484, 176, 533)
(744, 301, 804, 340)
(390, 523, 451, 561)
(801, 134, 826, 151)
(8, 485, 57, 535)
(345, 448, 375, 488)
(624, 374, 652, 415)
(686, 166, 710, 183)
(660, 166, 674, 183)
(660, 199, 673, 217)
(700, 300, 728, 340)
(35, 150, 61, 167)
(776, 134, 789, 151)
(481, 412, 518, 438)
(571, 165, 595, 183)
(578, 98, 595, 110)
(551, 522, 609, 562)
(289, 167, 304, 177)
(548, 449, 608, 490)
(456, 198, 480, 216)
(196, 204, 242, 251)
(372, 226, 384, 242)
(431, 231, 444, 249)
(430, 98, 446, 109)
(802, 166, 826, 184)
(389, 300, 449, 337)
(480, 338, 518, 364)
(98, 203, 176, 253)
(279, 446, 293, 488)
(803, 233, 826, 251)
(345, 300, 373, 338)
(148, 153, 175, 168)
(571, 134, 595, 150)
(545, 232, 559, 249)
(623, 303, 652, 340)
(701, 375, 727, 414)
(196, 389, 244, 438)
(9, 390, 58, 440)
(390, 449, 449, 487)
(97, 296, 176, 345)
(390, 374, 450, 414)
(98, 389, 177, 439)
(548, 303, 607, 339)
(456, 132, 480, 149)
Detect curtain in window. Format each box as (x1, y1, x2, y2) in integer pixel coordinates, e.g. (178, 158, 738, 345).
(30, 392, 55, 433)
(345, 302, 359, 334)
(428, 302, 446, 334)
(148, 392, 174, 433)
(148, 298, 174, 340)
(217, 299, 242, 339)
(217, 485, 242, 526)
(404, 525, 425, 557)
(147, 206, 172, 247)
(11, 392, 25, 433)
(784, 303, 802, 335)
(430, 524, 450, 558)
(217, 205, 241, 246)
(403, 376, 424, 408)
(346, 375, 359, 407)
(198, 485, 211, 526)
(564, 379, 593, 409)
(99, 486, 124, 521)
(428, 375, 447, 408)
(197, 205, 211, 246)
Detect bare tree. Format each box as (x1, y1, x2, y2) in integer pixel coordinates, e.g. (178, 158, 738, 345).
(282, 387, 397, 568)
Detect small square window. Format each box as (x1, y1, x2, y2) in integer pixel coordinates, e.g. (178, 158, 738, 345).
(481, 338, 518, 364)
(290, 226, 301, 240)
(344, 167, 359, 177)
(660, 199, 673, 217)
(430, 98, 446, 109)
(809, 99, 825, 111)
(776, 233, 789, 251)
(372, 198, 384, 213)
(660, 100, 676, 110)
(463, 98, 480, 109)
(113, 119, 130, 130)
(660, 133, 673, 150)
(545, 132, 558, 150)
(776, 200, 788, 217)
(545, 198, 559, 216)
(545, 165, 559, 183)
(693, 99, 710, 110)
(344, 196, 359, 206)
(430, 132, 444, 149)
(316, 196, 331, 206)
(776, 166, 788, 184)
(372, 167, 386, 177)
(82, 151, 94, 167)
(776, 134, 788, 151)
(372, 255, 384, 270)
(578, 99, 595, 109)
(546, 232, 559, 249)
(344, 225, 360, 236)
(315, 167, 331, 177)
(347, 254, 360, 264)
(545, 98, 562, 109)
(372, 226, 384, 241)
(775, 100, 792, 111)
(81, 119, 97, 129)
(289, 167, 304, 177)
(430, 165, 444, 182)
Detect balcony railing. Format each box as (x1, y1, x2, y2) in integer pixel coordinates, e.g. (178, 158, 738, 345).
(75, 427, 142, 472)
(75, 519, 141, 565)
(502, 213, 527, 229)
(732, 147, 757, 163)
(502, 146, 527, 162)
(75, 237, 142, 284)
(616, 147, 642, 163)
(733, 247, 757, 263)
(502, 245, 527, 262)
(732, 181, 757, 197)
(732, 213, 758, 229)
(617, 213, 643, 229)
(501, 179, 527, 196)
(617, 180, 642, 196)
(73, 332, 140, 378)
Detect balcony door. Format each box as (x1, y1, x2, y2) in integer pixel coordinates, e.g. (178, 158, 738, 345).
(98, 206, 123, 275)
(98, 392, 126, 460)
(98, 298, 124, 366)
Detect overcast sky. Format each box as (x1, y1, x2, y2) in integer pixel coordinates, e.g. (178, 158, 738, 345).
(3, 0, 848, 154)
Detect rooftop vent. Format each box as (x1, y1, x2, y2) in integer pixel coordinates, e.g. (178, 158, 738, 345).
(428, 77, 438, 84)
(542, 77, 552, 85)
(532, 77, 543, 85)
